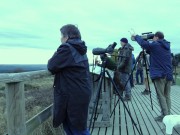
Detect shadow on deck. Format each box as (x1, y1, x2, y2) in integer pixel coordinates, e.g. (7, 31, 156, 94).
(91, 85, 180, 135)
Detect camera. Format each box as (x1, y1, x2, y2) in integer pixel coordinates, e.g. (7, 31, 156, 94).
(131, 32, 154, 41)
(92, 42, 117, 55)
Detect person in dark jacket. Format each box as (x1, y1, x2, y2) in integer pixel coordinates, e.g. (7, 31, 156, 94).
(48, 24, 92, 135)
(132, 31, 173, 122)
(117, 38, 133, 101)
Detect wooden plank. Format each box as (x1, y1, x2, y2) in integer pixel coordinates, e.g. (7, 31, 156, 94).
(26, 104, 53, 135)
(102, 79, 110, 121)
(143, 85, 180, 135)
(132, 86, 155, 135)
(128, 93, 143, 135)
(5, 82, 27, 135)
(0, 70, 51, 83)
(133, 86, 165, 135)
(130, 95, 149, 135)
(98, 120, 106, 135)
(89, 120, 111, 128)
(0, 69, 98, 83)
(143, 86, 179, 135)
(89, 108, 103, 114)
(90, 85, 180, 135)
(90, 112, 103, 134)
(126, 99, 139, 135)
(120, 98, 131, 135)
(113, 97, 120, 135)
(125, 101, 136, 135)
(106, 95, 116, 135)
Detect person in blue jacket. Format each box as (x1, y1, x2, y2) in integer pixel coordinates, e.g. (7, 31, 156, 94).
(48, 24, 92, 135)
(132, 31, 173, 122)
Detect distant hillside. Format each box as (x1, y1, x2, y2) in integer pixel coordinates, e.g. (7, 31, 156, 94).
(0, 64, 47, 73)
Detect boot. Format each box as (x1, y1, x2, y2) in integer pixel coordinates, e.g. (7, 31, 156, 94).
(154, 115, 165, 122)
(123, 95, 131, 101)
(141, 89, 150, 95)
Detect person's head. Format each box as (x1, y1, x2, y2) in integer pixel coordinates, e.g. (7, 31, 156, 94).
(60, 24, 81, 43)
(120, 38, 128, 46)
(153, 31, 164, 41)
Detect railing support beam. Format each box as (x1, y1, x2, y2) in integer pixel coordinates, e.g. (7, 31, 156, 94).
(5, 82, 27, 135)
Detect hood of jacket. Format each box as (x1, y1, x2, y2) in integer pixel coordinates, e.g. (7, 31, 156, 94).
(66, 38, 87, 55)
(157, 39, 170, 50)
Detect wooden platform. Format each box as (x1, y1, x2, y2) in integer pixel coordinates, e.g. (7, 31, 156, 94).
(91, 85, 180, 135)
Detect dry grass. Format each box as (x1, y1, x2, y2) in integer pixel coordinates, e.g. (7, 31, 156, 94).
(0, 76, 65, 135)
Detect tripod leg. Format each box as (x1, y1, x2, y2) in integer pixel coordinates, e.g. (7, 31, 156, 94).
(105, 70, 143, 135)
(89, 74, 103, 131)
(110, 72, 131, 117)
(142, 50, 154, 110)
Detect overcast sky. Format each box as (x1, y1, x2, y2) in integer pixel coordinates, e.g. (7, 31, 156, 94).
(0, 0, 180, 64)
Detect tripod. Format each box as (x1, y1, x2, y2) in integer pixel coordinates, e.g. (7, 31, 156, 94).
(110, 50, 154, 117)
(141, 49, 153, 110)
(89, 57, 143, 135)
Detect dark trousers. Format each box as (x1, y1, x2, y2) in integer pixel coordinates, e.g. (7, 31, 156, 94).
(130, 73, 134, 87)
(136, 69, 143, 84)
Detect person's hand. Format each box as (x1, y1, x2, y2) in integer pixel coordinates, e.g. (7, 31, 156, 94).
(128, 29, 137, 41)
(95, 60, 100, 64)
(131, 34, 137, 41)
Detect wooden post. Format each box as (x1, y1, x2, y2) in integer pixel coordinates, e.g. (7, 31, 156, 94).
(5, 82, 26, 135)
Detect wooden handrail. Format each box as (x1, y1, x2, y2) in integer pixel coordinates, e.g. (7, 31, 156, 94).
(0, 70, 51, 83)
(1, 70, 52, 135)
(1, 69, 112, 135)
(26, 104, 53, 135)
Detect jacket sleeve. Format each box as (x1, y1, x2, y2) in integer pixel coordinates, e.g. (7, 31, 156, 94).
(132, 55, 135, 64)
(47, 45, 73, 74)
(135, 35, 151, 50)
(118, 57, 126, 69)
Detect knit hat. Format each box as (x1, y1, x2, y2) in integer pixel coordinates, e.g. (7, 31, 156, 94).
(120, 38, 128, 43)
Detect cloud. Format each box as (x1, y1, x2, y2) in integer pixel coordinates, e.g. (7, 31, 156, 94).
(0, 0, 180, 64)
(0, 31, 42, 39)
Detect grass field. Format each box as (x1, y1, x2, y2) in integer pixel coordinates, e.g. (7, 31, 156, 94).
(0, 76, 64, 135)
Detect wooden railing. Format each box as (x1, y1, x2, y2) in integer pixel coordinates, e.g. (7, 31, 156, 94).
(0, 70, 53, 135)
(0, 69, 113, 135)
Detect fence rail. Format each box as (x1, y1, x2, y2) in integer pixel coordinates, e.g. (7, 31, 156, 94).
(0, 70, 51, 83)
(1, 70, 53, 135)
(1, 68, 113, 135)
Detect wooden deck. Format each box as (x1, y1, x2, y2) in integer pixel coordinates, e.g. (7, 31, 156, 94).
(91, 84, 180, 135)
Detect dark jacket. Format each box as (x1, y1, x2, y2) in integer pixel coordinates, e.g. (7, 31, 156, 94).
(117, 43, 133, 73)
(48, 39, 92, 130)
(136, 55, 143, 70)
(135, 35, 173, 81)
(132, 54, 135, 69)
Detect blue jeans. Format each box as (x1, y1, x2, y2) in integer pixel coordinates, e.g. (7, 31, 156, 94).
(136, 69, 143, 84)
(119, 72, 131, 96)
(63, 120, 90, 135)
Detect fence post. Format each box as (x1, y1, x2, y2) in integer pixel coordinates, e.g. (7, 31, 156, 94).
(5, 82, 27, 135)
